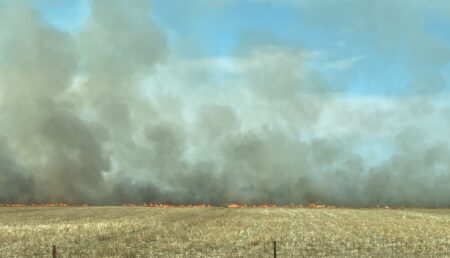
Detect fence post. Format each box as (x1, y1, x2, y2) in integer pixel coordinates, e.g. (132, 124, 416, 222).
(52, 245, 57, 258)
(273, 241, 276, 258)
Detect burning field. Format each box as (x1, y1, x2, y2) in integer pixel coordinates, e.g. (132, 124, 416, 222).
(1, 206, 450, 257)
(1, 1, 450, 256)
(2, 0, 450, 209)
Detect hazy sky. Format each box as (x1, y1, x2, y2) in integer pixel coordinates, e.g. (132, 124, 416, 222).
(32, 0, 450, 96)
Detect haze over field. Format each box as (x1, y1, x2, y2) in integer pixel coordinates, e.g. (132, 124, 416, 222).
(0, 0, 450, 206)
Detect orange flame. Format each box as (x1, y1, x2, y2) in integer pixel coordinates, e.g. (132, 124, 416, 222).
(0, 203, 84, 207)
(226, 203, 247, 208)
(0, 203, 340, 208)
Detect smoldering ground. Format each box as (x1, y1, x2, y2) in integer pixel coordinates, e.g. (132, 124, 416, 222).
(0, 0, 450, 206)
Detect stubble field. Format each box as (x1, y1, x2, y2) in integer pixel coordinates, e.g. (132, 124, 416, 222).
(1, 207, 450, 257)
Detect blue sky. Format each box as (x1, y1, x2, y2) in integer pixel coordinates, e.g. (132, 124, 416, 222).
(29, 0, 450, 96)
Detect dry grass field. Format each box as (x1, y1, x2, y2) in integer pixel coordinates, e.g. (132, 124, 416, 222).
(1, 207, 450, 257)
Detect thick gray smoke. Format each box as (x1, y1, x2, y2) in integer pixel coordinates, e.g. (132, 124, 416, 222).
(0, 0, 449, 206)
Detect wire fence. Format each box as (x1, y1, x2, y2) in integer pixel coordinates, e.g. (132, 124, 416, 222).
(42, 240, 450, 257)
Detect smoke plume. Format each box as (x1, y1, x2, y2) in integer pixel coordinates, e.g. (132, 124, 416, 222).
(0, 0, 449, 206)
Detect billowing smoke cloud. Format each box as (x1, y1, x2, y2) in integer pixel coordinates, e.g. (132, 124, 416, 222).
(0, 0, 449, 206)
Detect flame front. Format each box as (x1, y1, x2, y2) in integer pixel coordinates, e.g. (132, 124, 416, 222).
(0, 203, 342, 208)
(0, 203, 82, 207)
